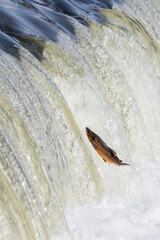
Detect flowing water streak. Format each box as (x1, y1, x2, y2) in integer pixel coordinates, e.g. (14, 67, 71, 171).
(40, 9, 159, 198)
(113, 0, 160, 45)
(0, 0, 160, 239)
(0, 35, 102, 239)
(89, 9, 160, 156)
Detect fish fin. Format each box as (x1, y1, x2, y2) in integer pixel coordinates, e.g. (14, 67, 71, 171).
(103, 158, 106, 162)
(109, 148, 117, 157)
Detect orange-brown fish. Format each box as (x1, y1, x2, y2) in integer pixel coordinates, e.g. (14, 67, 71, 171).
(86, 127, 129, 166)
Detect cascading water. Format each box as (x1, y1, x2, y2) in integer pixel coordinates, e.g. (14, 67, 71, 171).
(0, 1, 160, 239)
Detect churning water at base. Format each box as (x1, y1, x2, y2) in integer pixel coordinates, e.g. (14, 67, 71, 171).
(0, 0, 160, 239)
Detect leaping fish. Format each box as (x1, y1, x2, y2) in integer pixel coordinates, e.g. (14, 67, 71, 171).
(86, 127, 129, 166)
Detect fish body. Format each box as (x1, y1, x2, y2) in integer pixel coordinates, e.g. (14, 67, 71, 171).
(86, 127, 129, 166)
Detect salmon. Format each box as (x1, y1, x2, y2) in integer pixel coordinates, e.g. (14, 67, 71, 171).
(86, 127, 129, 166)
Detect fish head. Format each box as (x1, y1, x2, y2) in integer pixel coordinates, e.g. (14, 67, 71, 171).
(86, 127, 96, 143)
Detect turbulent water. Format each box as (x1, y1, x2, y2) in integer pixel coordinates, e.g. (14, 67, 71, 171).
(0, 0, 160, 239)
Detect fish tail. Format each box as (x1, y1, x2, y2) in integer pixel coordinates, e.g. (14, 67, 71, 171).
(120, 163, 130, 166)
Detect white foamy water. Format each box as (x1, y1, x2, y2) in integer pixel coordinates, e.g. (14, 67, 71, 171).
(49, 1, 160, 239)
(0, 0, 160, 240)
(50, 160, 160, 240)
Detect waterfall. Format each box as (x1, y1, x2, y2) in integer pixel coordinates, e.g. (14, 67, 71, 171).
(0, 1, 160, 239)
